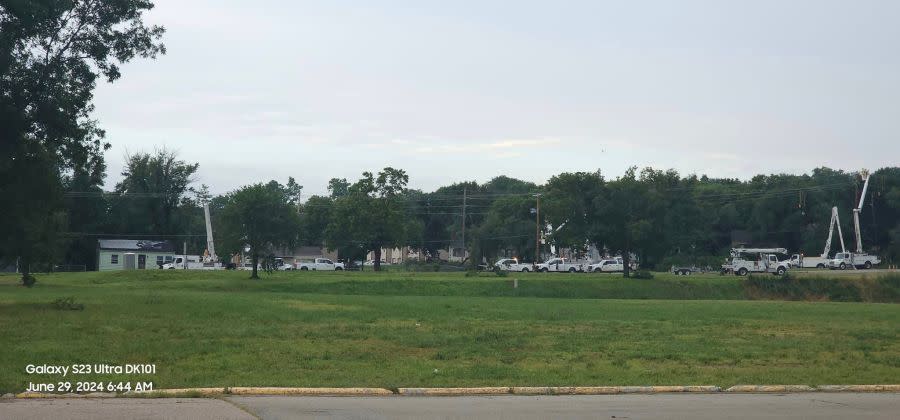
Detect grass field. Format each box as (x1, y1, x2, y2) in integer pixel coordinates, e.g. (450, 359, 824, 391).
(1, 270, 898, 393)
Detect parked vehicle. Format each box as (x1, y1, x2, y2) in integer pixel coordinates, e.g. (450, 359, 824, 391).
(535, 257, 584, 273)
(722, 248, 790, 276)
(827, 252, 880, 270)
(274, 258, 294, 271)
(296, 258, 345, 271)
(671, 265, 702, 275)
(494, 258, 532, 272)
(162, 255, 222, 270)
(588, 258, 623, 273)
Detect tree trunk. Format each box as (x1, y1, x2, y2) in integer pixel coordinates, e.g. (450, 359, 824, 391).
(374, 248, 382, 272)
(20, 256, 36, 287)
(250, 252, 259, 279)
(623, 252, 631, 278)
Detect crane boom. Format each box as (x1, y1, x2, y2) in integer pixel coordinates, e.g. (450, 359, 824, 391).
(821, 206, 846, 258)
(853, 170, 871, 253)
(203, 203, 217, 262)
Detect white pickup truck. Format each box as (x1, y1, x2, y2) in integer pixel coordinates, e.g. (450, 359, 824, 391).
(494, 258, 532, 272)
(827, 252, 880, 270)
(535, 257, 584, 273)
(296, 258, 345, 271)
(588, 257, 624, 273)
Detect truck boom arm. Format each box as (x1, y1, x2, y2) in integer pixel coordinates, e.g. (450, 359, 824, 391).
(821, 206, 846, 258)
(853, 170, 871, 253)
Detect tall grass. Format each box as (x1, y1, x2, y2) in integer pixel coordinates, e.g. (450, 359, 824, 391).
(742, 273, 900, 302)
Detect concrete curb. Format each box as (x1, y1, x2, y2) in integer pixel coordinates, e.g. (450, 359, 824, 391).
(227, 387, 393, 396)
(817, 385, 900, 392)
(725, 385, 815, 393)
(398, 387, 511, 396)
(511, 386, 721, 395)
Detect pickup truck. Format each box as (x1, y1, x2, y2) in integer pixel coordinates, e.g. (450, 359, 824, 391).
(787, 254, 830, 269)
(535, 257, 584, 273)
(494, 258, 532, 272)
(588, 258, 624, 273)
(296, 258, 345, 271)
(827, 252, 880, 270)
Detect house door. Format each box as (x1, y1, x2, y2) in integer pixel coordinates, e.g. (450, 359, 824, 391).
(138, 254, 146, 269)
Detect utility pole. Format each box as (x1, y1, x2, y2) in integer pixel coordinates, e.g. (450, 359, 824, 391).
(534, 193, 541, 266)
(461, 186, 467, 261)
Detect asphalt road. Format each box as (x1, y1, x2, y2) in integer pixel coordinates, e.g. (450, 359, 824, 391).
(2, 393, 899, 419)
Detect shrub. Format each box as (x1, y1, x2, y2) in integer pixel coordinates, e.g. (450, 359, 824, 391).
(631, 270, 654, 279)
(51, 297, 85, 311)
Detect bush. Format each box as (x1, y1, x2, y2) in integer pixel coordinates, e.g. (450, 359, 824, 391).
(21, 273, 36, 288)
(51, 297, 84, 310)
(631, 270, 654, 279)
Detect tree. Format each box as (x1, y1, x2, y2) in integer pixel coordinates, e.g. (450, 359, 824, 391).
(543, 171, 605, 253)
(590, 167, 660, 277)
(112, 149, 199, 234)
(326, 168, 413, 271)
(0, 1, 164, 285)
(218, 183, 301, 279)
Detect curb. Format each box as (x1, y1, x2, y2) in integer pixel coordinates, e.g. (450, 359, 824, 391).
(817, 385, 900, 392)
(227, 387, 393, 396)
(398, 387, 511, 396)
(725, 385, 815, 393)
(510, 386, 721, 395)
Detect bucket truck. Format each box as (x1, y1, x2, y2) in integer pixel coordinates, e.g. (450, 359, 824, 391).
(828, 170, 881, 270)
(162, 203, 223, 270)
(789, 207, 846, 268)
(721, 248, 791, 276)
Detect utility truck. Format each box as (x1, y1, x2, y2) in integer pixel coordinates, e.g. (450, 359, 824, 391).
(535, 257, 584, 273)
(722, 248, 791, 276)
(789, 206, 846, 269)
(588, 257, 624, 273)
(494, 258, 532, 272)
(296, 258, 344, 271)
(162, 255, 221, 270)
(827, 170, 881, 270)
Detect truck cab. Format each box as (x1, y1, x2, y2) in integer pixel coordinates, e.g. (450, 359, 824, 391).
(828, 252, 880, 270)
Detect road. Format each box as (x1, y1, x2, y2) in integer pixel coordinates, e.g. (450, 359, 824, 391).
(3, 393, 899, 419)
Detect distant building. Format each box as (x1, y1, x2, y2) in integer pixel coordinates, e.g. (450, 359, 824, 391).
(97, 239, 175, 271)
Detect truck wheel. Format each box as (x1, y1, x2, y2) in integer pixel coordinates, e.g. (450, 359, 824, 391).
(568, 267, 576, 273)
(816, 263, 824, 269)
(540, 268, 549, 273)
(300, 267, 308, 271)
(521, 267, 530, 272)
(839, 263, 846, 270)
(335, 267, 343, 271)
(777, 267, 786, 275)
(738, 268, 748, 276)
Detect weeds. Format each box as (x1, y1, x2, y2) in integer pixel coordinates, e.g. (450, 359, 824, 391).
(51, 296, 84, 310)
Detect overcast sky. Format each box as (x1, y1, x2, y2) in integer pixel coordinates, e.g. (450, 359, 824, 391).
(92, 0, 900, 195)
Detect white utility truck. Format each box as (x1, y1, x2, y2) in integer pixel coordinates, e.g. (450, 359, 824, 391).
(722, 248, 791, 276)
(162, 255, 219, 270)
(494, 258, 532, 272)
(827, 170, 880, 270)
(789, 206, 847, 269)
(296, 258, 345, 271)
(588, 257, 624, 272)
(535, 257, 584, 273)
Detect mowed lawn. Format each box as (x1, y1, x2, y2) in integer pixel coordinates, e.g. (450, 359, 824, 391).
(0, 270, 898, 393)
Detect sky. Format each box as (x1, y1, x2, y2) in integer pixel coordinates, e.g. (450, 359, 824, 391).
(91, 0, 900, 195)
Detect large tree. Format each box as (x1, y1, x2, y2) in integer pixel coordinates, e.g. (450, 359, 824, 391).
(326, 168, 415, 271)
(0, 1, 164, 285)
(218, 182, 301, 279)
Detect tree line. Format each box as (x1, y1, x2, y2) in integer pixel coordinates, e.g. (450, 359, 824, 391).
(36, 149, 900, 279)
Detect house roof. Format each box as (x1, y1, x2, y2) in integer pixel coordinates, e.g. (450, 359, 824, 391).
(98, 239, 175, 253)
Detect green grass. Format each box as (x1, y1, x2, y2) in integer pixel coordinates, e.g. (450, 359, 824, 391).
(1, 270, 898, 393)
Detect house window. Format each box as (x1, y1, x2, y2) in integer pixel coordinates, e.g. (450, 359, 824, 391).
(111, 254, 119, 264)
(157, 256, 164, 265)
(165, 256, 173, 263)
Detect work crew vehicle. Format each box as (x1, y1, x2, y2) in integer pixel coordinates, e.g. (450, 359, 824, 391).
(296, 258, 345, 271)
(535, 257, 584, 273)
(494, 258, 532, 272)
(827, 252, 880, 270)
(722, 248, 790, 276)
